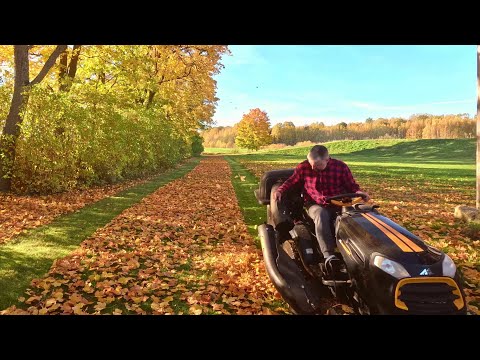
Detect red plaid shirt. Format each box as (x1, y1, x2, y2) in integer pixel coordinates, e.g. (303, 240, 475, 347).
(277, 158, 361, 205)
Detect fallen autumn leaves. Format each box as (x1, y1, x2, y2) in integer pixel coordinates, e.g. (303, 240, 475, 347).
(0, 177, 153, 245)
(1, 158, 289, 315)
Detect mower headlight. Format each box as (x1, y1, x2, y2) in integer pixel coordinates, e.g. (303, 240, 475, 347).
(373, 255, 410, 279)
(442, 254, 457, 278)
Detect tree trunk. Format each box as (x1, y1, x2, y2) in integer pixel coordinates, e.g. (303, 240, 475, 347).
(0, 45, 67, 192)
(146, 89, 156, 108)
(58, 50, 68, 90)
(477, 45, 480, 208)
(59, 45, 81, 92)
(0, 46, 29, 192)
(67, 45, 81, 80)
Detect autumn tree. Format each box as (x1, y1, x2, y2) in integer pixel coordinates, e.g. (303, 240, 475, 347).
(201, 126, 237, 148)
(271, 121, 296, 145)
(191, 132, 204, 156)
(0, 45, 229, 194)
(235, 108, 272, 150)
(0, 45, 66, 192)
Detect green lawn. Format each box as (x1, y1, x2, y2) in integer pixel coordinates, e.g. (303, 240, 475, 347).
(230, 138, 473, 161)
(231, 139, 475, 185)
(0, 158, 200, 310)
(225, 157, 265, 248)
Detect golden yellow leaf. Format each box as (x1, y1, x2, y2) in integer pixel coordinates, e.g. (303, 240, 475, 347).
(26, 296, 41, 304)
(73, 303, 85, 315)
(341, 305, 355, 314)
(38, 307, 48, 315)
(189, 304, 203, 315)
(89, 274, 101, 281)
(151, 302, 163, 311)
(45, 298, 56, 307)
(132, 296, 143, 304)
(94, 302, 107, 311)
(83, 285, 94, 293)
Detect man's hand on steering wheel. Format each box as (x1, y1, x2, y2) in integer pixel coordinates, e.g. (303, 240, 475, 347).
(355, 190, 370, 202)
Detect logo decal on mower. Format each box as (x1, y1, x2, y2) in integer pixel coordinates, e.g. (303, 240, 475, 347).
(419, 268, 433, 276)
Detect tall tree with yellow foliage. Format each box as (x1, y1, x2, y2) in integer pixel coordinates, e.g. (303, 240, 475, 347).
(0, 45, 66, 191)
(235, 108, 272, 150)
(0, 45, 229, 194)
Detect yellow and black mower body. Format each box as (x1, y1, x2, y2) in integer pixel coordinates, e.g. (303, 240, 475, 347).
(254, 169, 467, 315)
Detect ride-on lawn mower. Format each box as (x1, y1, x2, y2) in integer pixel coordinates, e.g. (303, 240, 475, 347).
(254, 169, 467, 315)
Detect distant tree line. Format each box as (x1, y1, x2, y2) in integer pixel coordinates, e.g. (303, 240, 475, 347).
(202, 113, 475, 148)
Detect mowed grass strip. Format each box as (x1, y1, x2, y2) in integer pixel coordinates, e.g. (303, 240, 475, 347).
(225, 156, 265, 248)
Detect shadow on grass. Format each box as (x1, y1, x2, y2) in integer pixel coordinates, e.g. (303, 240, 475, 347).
(344, 139, 475, 162)
(0, 158, 200, 310)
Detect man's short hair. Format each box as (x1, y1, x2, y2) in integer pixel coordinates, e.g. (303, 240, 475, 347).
(308, 145, 328, 160)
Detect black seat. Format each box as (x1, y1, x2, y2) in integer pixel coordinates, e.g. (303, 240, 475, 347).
(270, 182, 304, 233)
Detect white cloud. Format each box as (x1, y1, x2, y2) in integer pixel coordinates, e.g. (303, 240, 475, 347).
(350, 101, 378, 110)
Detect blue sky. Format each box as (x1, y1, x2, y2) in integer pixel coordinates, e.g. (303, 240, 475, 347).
(211, 45, 476, 127)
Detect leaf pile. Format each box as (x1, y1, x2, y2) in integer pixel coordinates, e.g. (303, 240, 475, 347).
(0, 177, 153, 245)
(1, 158, 290, 315)
(239, 160, 480, 315)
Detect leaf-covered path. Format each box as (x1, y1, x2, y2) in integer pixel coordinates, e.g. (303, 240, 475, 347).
(2, 157, 288, 315)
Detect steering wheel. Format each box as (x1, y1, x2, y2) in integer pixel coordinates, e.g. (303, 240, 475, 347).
(325, 193, 366, 207)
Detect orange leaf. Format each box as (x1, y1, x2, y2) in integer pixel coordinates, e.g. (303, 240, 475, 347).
(73, 303, 85, 315)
